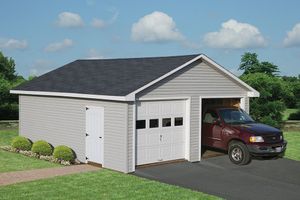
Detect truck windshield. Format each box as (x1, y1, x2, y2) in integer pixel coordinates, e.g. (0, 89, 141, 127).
(218, 108, 255, 124)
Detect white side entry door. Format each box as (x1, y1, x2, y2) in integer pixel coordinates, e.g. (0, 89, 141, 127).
(85, 106, 104, 164)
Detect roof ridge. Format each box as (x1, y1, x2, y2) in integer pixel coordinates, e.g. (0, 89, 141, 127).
(76, 54, 201, 61)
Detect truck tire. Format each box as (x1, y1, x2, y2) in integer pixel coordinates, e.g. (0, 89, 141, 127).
(228, 141, 251, 165)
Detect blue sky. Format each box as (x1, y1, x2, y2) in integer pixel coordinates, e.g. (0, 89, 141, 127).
(0, 0, 300, 77)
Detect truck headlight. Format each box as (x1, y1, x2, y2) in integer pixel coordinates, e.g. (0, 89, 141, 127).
(249, 136, 264, 143)
(280, 135, 283, 140)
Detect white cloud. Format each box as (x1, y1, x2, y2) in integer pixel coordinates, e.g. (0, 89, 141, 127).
(44, 39, 73, 52)
(203, 19, 267, 49)
(131, 11, 184, 42)
(91, 18, 106, 28)
(0, 38, 28, 50)
(56, 12, 84, 28)
(29, 59, 53, 76)
(91, 11, 119, 29)
(283, 23, 300, 47)
(86, 49, 105, 59)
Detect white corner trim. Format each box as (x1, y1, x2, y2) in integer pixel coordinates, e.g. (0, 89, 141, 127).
(10, 90, 128, 101)
(199, 97, 202, 161)
(132, 102, 136, 172)
(185, 98, 191, 161)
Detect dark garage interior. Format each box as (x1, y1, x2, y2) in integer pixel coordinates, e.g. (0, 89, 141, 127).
(201, 98, 241, 159)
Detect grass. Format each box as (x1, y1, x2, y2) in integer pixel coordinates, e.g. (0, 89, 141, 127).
(0, 129, 60, 173)
(0, 129, 18, 146)
(284, 131, 300, 161)
(0, 169, 220, 200)
(282, 108, 298, 121)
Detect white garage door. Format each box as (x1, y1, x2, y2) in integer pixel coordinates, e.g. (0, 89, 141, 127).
(136, 100, 186, 165)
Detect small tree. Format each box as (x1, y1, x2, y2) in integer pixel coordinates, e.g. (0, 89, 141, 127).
(239, 52, 279, 76)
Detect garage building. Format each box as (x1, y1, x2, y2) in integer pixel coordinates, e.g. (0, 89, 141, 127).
(11, 54, 259, 173)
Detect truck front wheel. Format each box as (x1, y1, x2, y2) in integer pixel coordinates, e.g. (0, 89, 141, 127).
(228, 141, 251, 165)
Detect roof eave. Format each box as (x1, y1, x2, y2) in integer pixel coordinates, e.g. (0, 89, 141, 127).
(10, 90, 128, 102)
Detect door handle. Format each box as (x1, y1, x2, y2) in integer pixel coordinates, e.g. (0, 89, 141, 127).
(99, 136, 102, 139)
(86, 133, 89, 136)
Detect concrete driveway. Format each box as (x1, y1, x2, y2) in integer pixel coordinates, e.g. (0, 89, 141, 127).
(134, 156, 300, 200)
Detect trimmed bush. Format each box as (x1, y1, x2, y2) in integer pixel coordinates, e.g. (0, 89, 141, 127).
(288, 110, 300, 120)
(11, 136, 32, 151)
(31, 140, 53, 156)
(53, 145, 75, 161)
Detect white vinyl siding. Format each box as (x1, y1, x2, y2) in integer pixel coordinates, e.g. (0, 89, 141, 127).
(138, 61, 248, 98)
(19, 95, 129, 173)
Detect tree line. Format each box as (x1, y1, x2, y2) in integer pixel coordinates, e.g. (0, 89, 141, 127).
(239, 52, 300, 127)
(0, 51, 299, 126)
(0, 52, 34, 120)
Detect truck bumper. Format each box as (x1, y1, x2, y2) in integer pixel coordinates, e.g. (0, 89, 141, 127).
(246, 140, 287, 157)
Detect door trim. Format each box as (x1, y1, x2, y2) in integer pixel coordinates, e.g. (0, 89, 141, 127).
(85, 106, 104, 165)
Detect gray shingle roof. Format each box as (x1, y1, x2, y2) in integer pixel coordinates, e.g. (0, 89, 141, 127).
(15, 54, 200, 96)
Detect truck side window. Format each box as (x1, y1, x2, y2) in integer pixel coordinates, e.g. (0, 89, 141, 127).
(203, 111, 218, 124)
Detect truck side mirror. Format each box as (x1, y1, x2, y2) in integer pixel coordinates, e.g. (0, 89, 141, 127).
(212, 119, 221, 126)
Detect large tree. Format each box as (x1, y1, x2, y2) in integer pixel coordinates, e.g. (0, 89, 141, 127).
(0, 52, 17, 81)
(240, 73, 292, 127)
(239, 52, 279, 76)
(0, 52, 26, 119)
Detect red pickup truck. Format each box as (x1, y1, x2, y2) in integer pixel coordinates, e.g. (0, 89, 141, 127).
(202, 107, 287, 165)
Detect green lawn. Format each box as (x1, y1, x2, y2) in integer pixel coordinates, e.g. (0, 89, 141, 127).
(284, 131, 300, 161)
(282, 109, 298, 121)
(0, 129, 219, 199)
(0, 129, 59, 173)
(0, 169, 219, 200)
(0, 129, 18, 146)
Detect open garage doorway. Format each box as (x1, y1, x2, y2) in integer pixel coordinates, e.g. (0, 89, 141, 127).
(200, 97, 243, 159)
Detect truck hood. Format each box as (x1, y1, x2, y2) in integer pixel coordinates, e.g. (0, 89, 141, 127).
(231, 123, 281, 135)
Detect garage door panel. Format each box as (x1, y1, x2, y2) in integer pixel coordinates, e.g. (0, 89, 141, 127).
(147, 132, 160, 145)
(160, 145, 172, 161)
(147, 102, 160, 116)
(160, 102, 173, 115)
(136, 100, 186, 165)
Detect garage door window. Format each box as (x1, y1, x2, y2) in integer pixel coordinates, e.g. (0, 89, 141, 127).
(149, 119, 159, 128)
(175, 117, 183, 126)
(136, 120, 146, 129)
(162, 118, 171, 127)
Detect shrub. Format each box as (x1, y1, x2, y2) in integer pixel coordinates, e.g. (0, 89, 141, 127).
(31, 140, 53, 156)
(53, 145, 75, 161)
(288, 110, 300, 120)
(11, 136, 32, 151)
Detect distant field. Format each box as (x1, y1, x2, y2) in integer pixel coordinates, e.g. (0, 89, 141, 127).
(283, 109, 298, 121)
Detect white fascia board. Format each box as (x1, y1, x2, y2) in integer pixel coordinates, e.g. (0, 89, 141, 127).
(125, 54, 260, 99)
(10, 90, 128, 101)
(247, 91, 260, 97)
